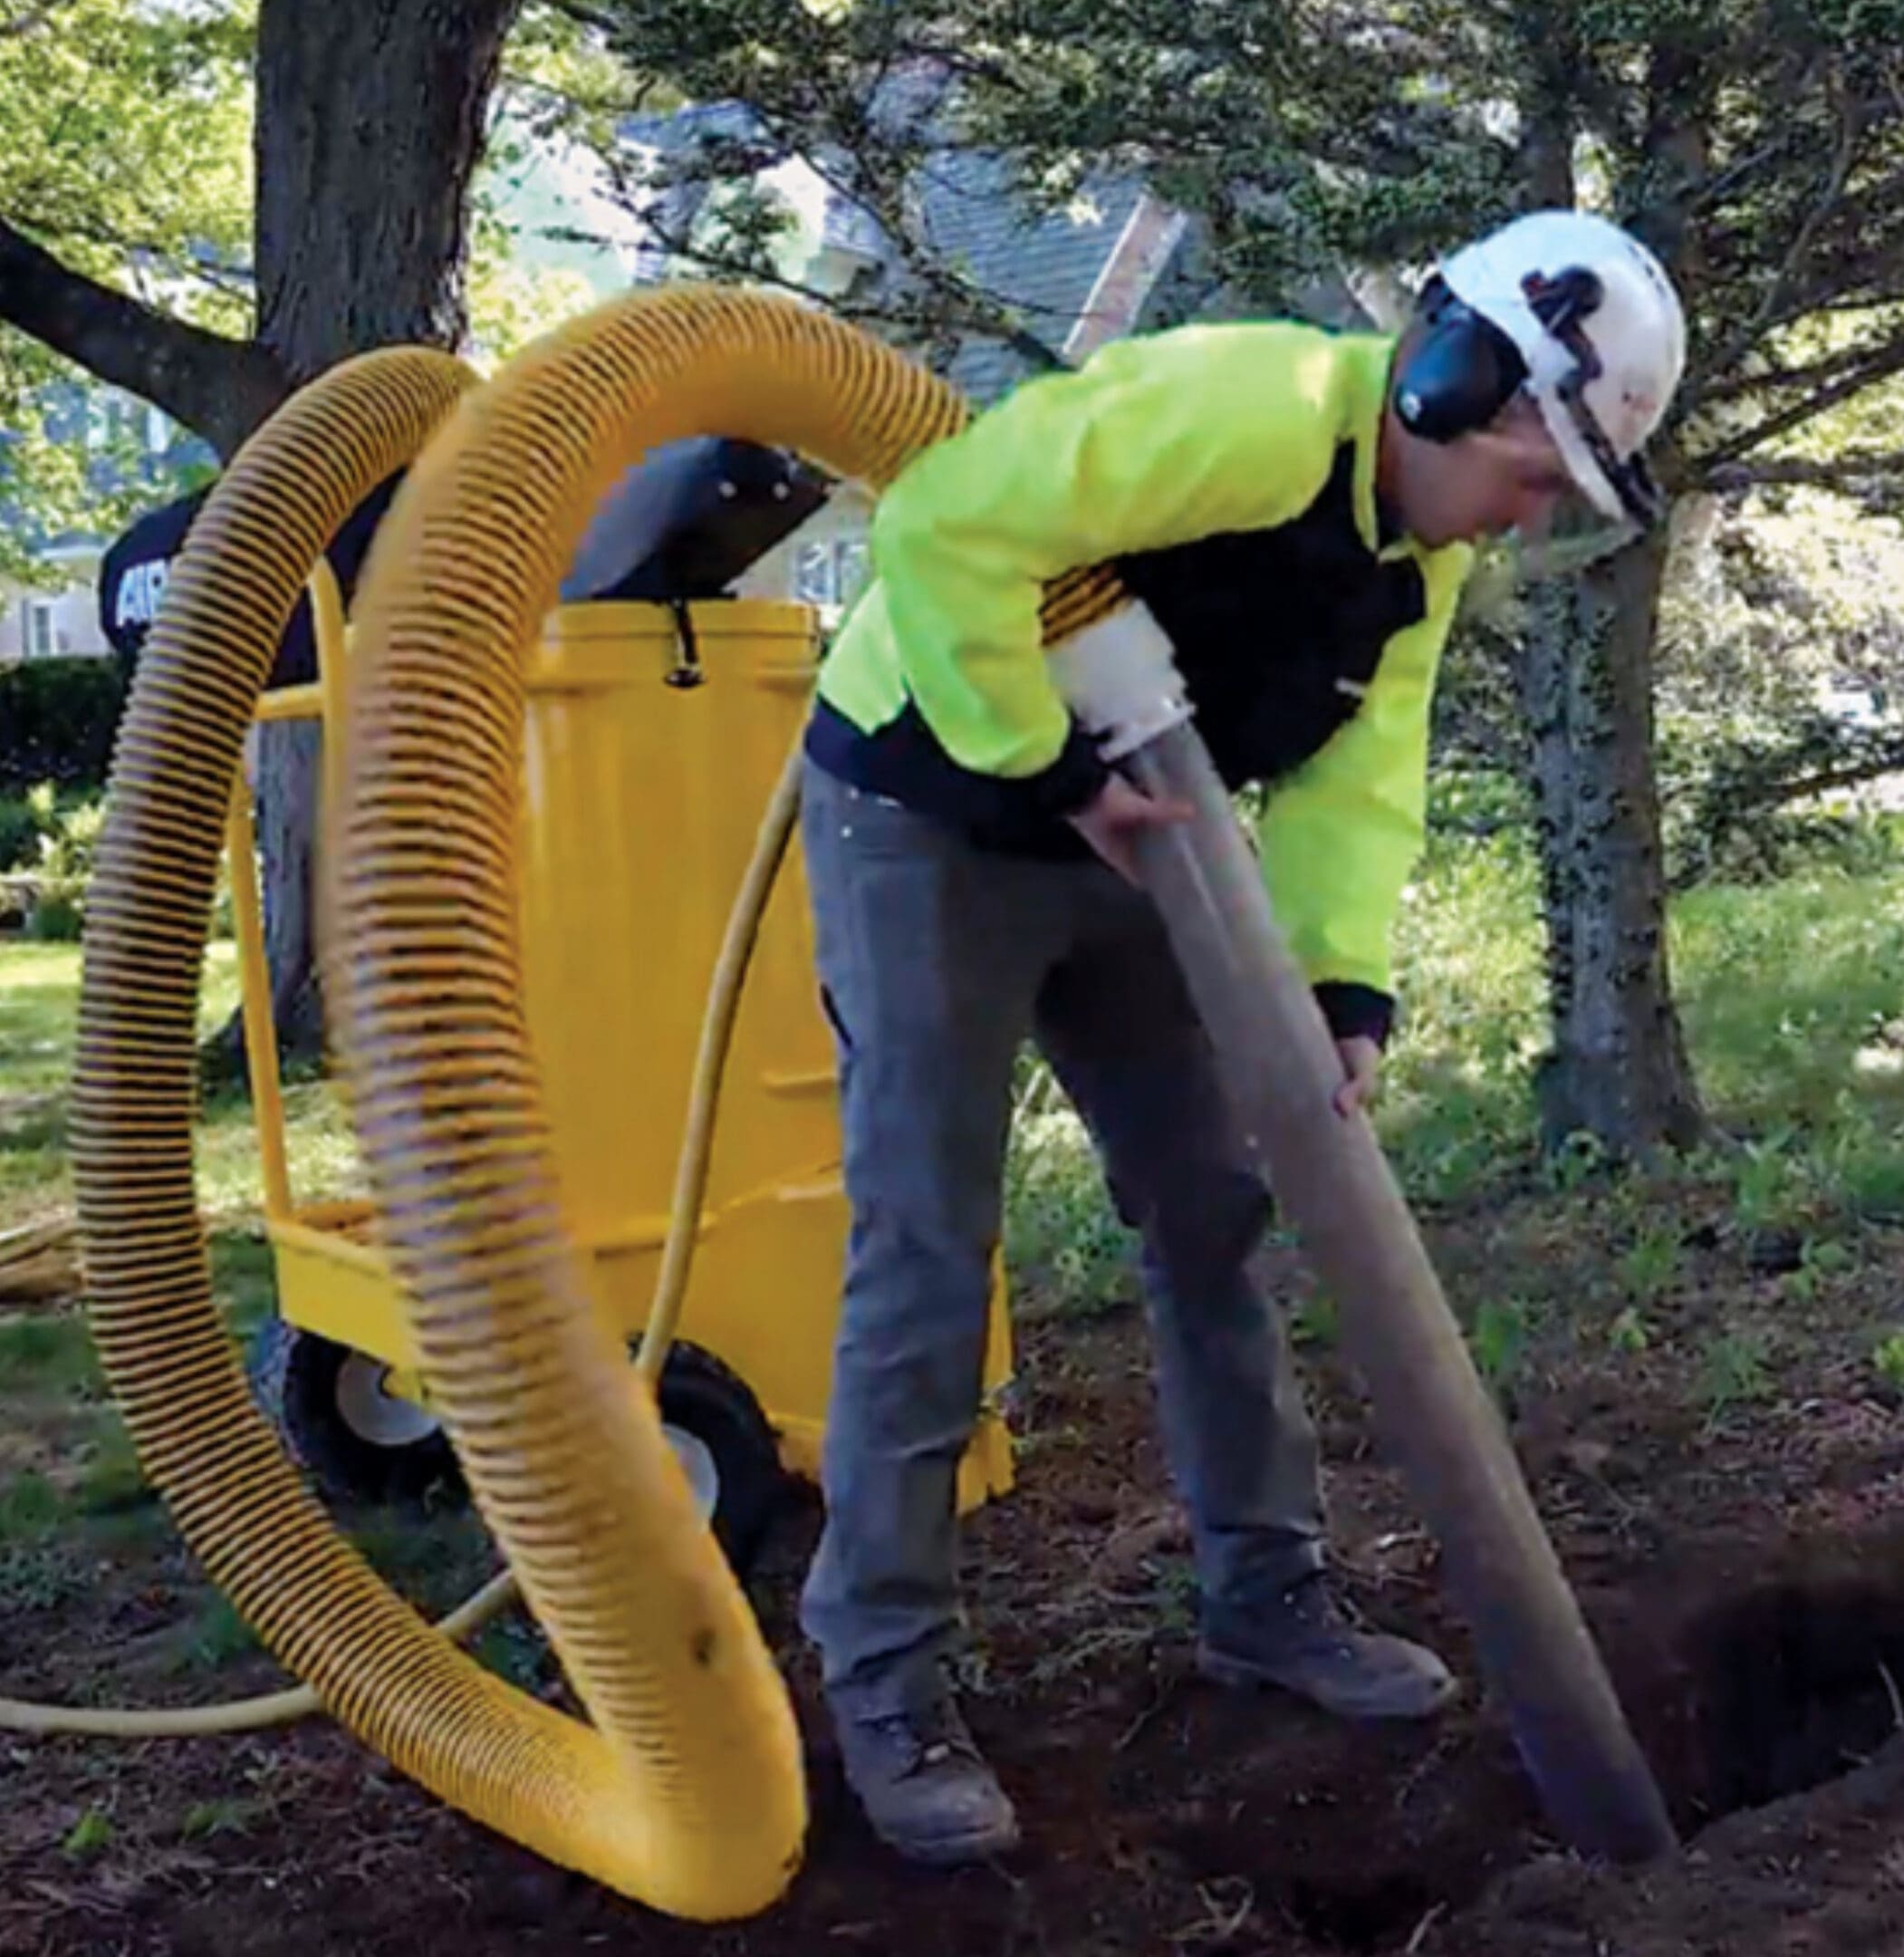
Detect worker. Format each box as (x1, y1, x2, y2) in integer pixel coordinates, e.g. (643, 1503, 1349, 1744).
(797, 207, 1687, 1865)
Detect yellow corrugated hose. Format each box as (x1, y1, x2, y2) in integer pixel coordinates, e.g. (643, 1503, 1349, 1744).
(1, 660, 795, 1747)
(0, 741, 792, 1744)
(326, 283, 1120, 1918)
(52, 290, 1125, 1920)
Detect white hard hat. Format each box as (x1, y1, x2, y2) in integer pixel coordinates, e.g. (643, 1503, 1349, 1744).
(1436, 209, 1687, 524)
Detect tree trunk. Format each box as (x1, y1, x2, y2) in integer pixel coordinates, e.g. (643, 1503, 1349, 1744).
(216, 0, 519, 1070)
(256, 720, 328, 1063)
(255, 0, 515, 376)
(1519, 532, 1707, 1158)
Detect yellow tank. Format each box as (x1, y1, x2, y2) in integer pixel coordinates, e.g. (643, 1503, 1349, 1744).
(245, 596, 1014, 1541)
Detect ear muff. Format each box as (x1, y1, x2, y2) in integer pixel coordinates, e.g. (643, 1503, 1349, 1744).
(1392, 277, 1529, 444)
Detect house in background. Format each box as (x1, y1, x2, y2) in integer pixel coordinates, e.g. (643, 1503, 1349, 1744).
(612, 80, 1204, 623)
(0, 390, 212, 667)
(0, 536, 111, 664)
(0, 77, 1254, 662)
(0, 107, 644, 675)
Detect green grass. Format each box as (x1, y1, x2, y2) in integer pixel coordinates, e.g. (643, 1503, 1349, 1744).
(472, 1614, 557, 1693)
(0, 1468, 64, 1540)
(0, 941, 91, 1104)
(178, 1798, 271, 1842)
(995, 820, 1904, 1303)
(1469, 1294, 1537, 1395)
(0, 1312, 101, 1397)
(0, 939, 362, 1222)
(7, 835, 1904, 1307)
(1380, 831, 1904, 1222)
(1674, 864, 1904, 1135)
(1380, 831, 1548, 1198)
(1005, 1101, 1140, 1317)
(175, 1593, 261, 1673)
(62, 1810, 115, 1861)
(347, 1504, 497, 1619)
(1617, 1221, 1685, 1303)
(1697, 1326, 1775, 1433)
(0, 1539, 92, 1611)
(72, 1416, 154, 1516)
(209, 1230, 283, 1344)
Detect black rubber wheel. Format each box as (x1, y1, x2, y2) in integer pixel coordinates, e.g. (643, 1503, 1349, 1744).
(249, 1315, 462, 1508)
(249, 1316, 784, 1566)
(649, 1342, 787, 1577)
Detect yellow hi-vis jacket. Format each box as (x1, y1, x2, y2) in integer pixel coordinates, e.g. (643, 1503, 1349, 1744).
(806, 321, 1475, 1046)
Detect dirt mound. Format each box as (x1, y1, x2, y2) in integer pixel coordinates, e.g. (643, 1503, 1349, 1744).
(1443, 1736, 1904, 1957)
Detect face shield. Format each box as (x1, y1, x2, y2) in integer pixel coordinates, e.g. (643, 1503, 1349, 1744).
(1505, 271, 1667, 580)
(1501, 452, 1649, 583)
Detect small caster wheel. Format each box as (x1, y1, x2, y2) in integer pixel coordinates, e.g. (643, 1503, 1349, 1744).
(250, 1315, 461, 1507)
(650, 1343, 787, 1576)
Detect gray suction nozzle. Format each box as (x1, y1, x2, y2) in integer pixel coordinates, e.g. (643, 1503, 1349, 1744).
(1059, 603, 1674, 1865)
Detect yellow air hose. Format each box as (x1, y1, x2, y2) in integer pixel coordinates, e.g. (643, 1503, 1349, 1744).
(0, 734, 793, 1742)
(0, 1570, 518, 1737)
(60, 350, 536, 1742)
(49, 290, 1124, 1921)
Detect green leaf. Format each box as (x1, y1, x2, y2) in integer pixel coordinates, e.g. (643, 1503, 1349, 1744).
(62, 1810, 114, 1860)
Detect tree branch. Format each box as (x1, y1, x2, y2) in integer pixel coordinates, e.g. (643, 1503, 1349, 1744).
(1688, 737, 1904, 850)
(1765, 750, 1904, 805)
(1703, 70, 1862, 381)
(0, 218, 285, 455)
(1702, 448, 1904, 495)
(1699, 332, 1904, 407)
(1698, 448, 1901, 485)
(1697, 335, 1904, 469)
(536, 0, 619, 34)
(1683, 131, 1802, 214)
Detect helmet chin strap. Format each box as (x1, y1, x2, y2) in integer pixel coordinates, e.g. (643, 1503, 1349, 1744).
(1553, 370, 1666, 528)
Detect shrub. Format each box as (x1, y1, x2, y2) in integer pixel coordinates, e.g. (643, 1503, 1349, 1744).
(0, 657, 125, 793)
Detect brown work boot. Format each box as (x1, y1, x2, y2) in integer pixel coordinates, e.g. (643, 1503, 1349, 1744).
(832, 1695, 1022, 1866)
(1197, 1573, 1457, 1721)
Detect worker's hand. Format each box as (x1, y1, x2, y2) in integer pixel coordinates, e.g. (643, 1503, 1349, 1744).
(1068, 775, 1192, 883)
(1332, 1036, 1381, 1119)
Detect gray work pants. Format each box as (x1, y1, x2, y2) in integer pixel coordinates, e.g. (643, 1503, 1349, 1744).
(798, 761, 1324, 1718)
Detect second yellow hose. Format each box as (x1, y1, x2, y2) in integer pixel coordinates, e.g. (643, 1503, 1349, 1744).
(328, 284, 1128, 1916)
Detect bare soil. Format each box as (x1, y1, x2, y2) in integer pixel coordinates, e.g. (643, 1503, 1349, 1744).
(8, 1180, 1904, 1955)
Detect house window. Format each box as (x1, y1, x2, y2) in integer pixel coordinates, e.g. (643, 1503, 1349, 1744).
(793, 539, 838, 609)
(835, 536, 870, 609)
(793, 535, 871, 616)
(21, 600, 57, 660)
(85, 397, 127, 452)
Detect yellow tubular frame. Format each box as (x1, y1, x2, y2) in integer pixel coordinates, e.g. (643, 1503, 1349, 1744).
(224, 777, 292, 1220)
(225, 554, 351, 1235)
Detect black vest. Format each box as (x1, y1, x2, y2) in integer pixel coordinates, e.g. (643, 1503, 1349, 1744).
(1116, 443, 1428, 790)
